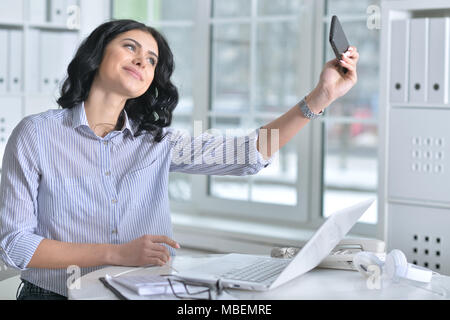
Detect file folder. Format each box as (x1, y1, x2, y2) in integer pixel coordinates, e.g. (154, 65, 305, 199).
(40, 30, 56, 94)
(8, 30, 23, 93)
(54, 32, 78, 94)
(26, 29, 41, 93)
(39, 30, 77, 95)
(427, 18, 449, 104)
(29, 0, 47, 23)
(389, 20, 409, 103)
(409, 18, 428, 103)
(50, 0, 66, 25)
(0, 29, 7, 93)
(0, 0, 23, 22)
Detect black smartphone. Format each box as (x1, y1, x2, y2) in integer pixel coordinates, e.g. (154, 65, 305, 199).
(329, 15, 350, 74)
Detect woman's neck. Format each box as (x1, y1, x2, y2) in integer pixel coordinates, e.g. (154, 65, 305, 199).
(84, 80, 128, 138)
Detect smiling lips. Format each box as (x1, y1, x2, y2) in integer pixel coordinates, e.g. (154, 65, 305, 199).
(123, 67, 143, 81)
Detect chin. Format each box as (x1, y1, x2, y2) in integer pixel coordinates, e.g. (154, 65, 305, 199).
(120, 83, 146, 98)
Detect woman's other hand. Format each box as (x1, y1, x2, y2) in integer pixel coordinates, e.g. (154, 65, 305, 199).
(111, 235, 180, 267)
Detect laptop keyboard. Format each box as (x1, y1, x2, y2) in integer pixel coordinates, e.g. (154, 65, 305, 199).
(220, 258, 291, 283)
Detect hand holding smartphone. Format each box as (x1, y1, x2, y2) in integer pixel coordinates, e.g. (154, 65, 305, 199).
(329, 15, 350, 74)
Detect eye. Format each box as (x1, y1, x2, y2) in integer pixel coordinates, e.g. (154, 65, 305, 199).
(124, 44, 135, 51)
(147, 57, 156, 66)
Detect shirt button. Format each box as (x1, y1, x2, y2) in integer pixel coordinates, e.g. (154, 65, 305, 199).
(111, 199, 118, 204)
(105, 171, 111, 176)
(111, 229, 118, 235)
(103, 141, 108, 145)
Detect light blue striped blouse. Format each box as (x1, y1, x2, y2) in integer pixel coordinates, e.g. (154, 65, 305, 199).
(0, 102, 272, 297)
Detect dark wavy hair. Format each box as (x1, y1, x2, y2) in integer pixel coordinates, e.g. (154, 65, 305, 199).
(57, 19, 178, 142)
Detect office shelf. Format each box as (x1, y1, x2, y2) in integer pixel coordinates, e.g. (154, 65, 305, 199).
(379, 0, 450, 275)
(0, 0, 111, 172)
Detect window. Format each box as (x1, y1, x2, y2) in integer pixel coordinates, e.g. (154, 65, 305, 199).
(199, 0, 313, 224)
(322, 0, 380, 228)
(208, 0, 307, 209)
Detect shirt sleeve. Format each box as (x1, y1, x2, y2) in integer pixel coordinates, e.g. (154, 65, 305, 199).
(0, 117, 44, 271)
(169, 127, 274, 175)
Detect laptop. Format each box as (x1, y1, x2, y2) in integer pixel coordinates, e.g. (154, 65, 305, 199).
(175, 198, 374, 291)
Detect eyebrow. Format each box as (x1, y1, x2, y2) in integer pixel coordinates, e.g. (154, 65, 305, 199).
(121, 38, 159, 61)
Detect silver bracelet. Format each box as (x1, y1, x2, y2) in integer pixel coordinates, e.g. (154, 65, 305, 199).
(298, 96, 323, 120)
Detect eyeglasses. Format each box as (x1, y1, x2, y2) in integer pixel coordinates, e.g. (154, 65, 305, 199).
(100, 271, 226, 300)
(163, 275, 224, 300)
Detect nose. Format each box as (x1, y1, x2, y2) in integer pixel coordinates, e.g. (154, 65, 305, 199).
(132, 53, 146, 68)
(132, 58, 144, 68)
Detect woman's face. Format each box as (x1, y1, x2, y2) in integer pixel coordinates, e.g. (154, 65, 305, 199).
(97, 29, 159, 98)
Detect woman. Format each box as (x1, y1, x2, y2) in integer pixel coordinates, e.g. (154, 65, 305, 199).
(0, 19, 358, 300)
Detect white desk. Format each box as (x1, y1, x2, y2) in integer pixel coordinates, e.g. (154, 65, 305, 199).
(68, 255, 450, 300)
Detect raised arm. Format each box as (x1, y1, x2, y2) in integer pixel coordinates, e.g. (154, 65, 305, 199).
(257, 46, 360, 160)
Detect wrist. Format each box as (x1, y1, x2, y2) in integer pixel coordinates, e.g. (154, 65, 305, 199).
(104, 244, 121, 266)
(306, 86, 333, 114)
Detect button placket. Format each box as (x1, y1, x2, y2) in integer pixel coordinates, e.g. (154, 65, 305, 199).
(100, 139, 119, 242)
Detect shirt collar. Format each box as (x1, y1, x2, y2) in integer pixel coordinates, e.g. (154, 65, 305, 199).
(71, 101, 135, 139)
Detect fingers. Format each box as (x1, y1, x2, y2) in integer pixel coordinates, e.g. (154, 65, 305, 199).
(148, 235, 181, 249)
(150, 242, 171, 257)
(145, 258, 165, 266)
(145, 246, 171, 266)
(339, 57, 356, 73)
(124, 235, 179, 267)
(140, 242, 171, 266)
(340, 47, 358, 76)
(325, 46, 358, 71)
(343, 46, 359, 61)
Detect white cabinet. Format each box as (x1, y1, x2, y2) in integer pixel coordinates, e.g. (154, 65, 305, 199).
(388, 203, 449, 275)
(380, 0, 450, 275)
(388, 108, 449, 203)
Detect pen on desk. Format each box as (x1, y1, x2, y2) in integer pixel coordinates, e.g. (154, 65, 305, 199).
(99, 277, 129, 300)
